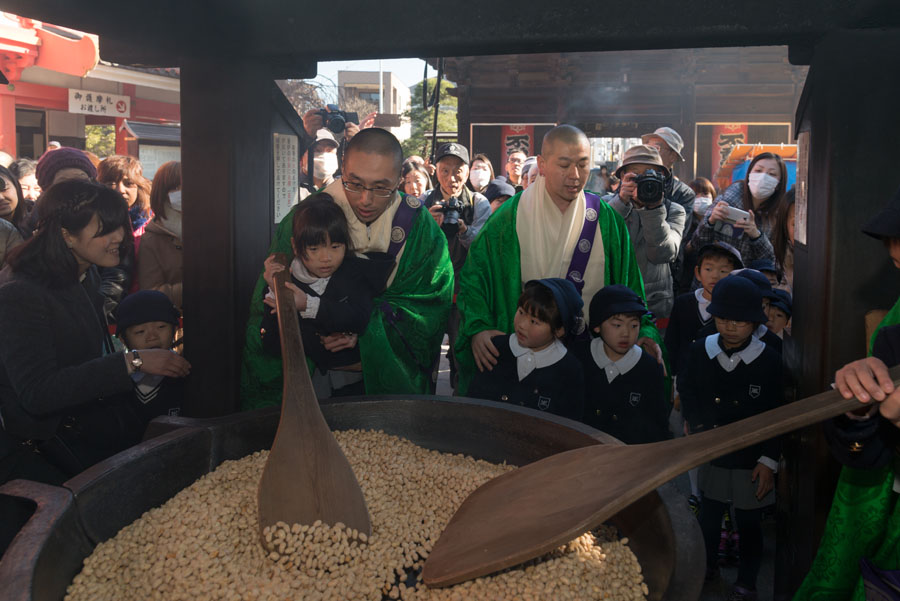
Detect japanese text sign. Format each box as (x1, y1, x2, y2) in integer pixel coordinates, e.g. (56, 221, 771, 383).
(68, 89, 131, 117)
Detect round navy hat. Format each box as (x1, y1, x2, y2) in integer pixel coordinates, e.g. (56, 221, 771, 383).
(734, 268, 779, 300)
(526, 278, 584, 335)
(769, 289, 793, 318)
(708, 276, 768, 323)
(862, 185, 900, 240)
(747, 258, 777, 274)
(483, 178, 516, 202)
(697, 241, 744, 270)
(588, 284, 649, 331)
(116, 290, 180, 334)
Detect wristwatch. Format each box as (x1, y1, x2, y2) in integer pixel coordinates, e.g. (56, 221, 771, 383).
(130, 350, 143, 372)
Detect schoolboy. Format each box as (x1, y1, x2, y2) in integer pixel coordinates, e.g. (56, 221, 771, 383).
(578, 285, 670, 444)
(115, 290, 184, 425)
(665, 241, 743, 376)
(747, 258, 780, 287)
(678, 275, 782, 598)
(767, 289, 791, 338)
(468, 278, 585, 420)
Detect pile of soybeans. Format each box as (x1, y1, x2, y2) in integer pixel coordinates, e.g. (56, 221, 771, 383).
(65, 430, 648, 600)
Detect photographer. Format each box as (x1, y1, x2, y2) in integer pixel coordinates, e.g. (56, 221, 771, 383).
(605, 145, 685, 319)
(423, 143, 491, 389)
(298, 130, 340, 201)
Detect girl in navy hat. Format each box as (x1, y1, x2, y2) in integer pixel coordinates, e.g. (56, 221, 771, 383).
(677, 275, 782, 599)
(576, 284, 670, 444)
(468, 278, 584, 420)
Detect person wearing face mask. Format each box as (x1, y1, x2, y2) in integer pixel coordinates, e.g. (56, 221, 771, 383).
(299, 129, 341, 202)
(690, 152, 783, 287)
(467, 154, 494, 195)
(138, 162, 184, 309)
(678, 177, 717, 294)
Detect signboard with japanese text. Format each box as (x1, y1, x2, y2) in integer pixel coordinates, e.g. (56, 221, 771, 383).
(273, 133, 299, 224)
(68, 89, 131, 118)
(500, 125, 534, 159)
(712, 124, 748, 176)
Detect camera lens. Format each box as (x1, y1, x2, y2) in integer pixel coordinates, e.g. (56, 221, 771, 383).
(326, 113, 346, 134)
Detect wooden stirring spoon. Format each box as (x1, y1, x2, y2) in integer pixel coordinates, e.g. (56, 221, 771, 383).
(257, 253, 371, 541)
(423, 367, 900, 587)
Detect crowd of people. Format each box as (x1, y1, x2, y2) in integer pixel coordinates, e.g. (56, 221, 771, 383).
(0, 112, 894, 599)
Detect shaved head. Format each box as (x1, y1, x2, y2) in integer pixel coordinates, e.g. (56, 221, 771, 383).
(344, 128, 404, 176)
(541, 125, 590, 158)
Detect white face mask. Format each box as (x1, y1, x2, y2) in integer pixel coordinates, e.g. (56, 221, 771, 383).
(168, 189, 182, 212)
(313, 153, 339, 181)
(693, 195, 713, 215)
(469, 168, 491, 190)
(748, 172, 780, 199)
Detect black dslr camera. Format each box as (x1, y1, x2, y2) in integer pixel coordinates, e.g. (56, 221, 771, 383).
(438, 197, 464, 225)
(316, 104, 359, 134)
(634, 169, 666, 206)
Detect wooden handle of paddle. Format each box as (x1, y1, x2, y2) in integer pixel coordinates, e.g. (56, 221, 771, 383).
(680, 365, 900, 468)
(271, 252, 305, 376)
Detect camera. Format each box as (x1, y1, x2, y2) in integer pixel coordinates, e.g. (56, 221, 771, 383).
(316, 104, 359, 134)
(634, 169, 666, 206)
(438, 197, 464, 225)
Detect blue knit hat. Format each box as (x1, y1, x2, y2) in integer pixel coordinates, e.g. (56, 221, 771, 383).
(115, 290, 180, 334)
(525, 278, 585, 336)
(589, 284, 649, 331)
(708, 276, 768, 323)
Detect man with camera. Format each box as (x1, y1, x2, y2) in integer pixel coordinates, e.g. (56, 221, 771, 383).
(605, 145, 686, 319)
(423, 142, 491, 389)
(298, 129, 340, 201)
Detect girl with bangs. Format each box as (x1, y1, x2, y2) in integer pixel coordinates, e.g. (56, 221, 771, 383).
(259, 194, 394, 398)
(0, 181, 190, 488)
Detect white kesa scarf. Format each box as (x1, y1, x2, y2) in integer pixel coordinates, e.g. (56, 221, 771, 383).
(516, 175, 605, 323)
(508, 333, 567, 381)
(324, 179, 405, 287)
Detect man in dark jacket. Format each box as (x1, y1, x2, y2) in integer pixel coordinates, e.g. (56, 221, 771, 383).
(642, 127, 697, 295)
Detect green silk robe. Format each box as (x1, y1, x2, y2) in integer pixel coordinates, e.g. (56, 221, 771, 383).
(240, 200, 454, 409)
(454, 192, 663, 396)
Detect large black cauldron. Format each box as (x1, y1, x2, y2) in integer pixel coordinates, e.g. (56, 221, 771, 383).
(0, 396, 704, 600)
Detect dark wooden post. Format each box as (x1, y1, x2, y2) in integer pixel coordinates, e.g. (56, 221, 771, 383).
(180, 58, 276, 416)
(777, 28, 900, 597)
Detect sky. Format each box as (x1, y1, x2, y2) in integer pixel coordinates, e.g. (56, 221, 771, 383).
(310, 58, 435, 103)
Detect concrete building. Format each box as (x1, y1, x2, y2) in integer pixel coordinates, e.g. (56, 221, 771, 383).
(337, 70, 410, 141)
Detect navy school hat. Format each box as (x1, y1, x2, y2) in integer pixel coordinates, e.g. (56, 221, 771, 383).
(861, 185, 900, 240)
(769, 289, 793, 318)
(747, 258, 777, 274)
(697, 241, 744, 269)
(115, 290, 180, 334)
(588, 284, 649, 331)
(734, 268, 780, 300)
(483, 178, 516, 202)
(708, 276, 768, 323)
(526, 278, 585, 335)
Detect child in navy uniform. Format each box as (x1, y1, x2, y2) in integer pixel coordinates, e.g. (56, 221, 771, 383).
(678, 275, 782, 599)
(666, 242, 743, 376)
(766, 289, 791, 338)
(577, 285, 670, 444)
(260, 195, 394, 395)
(468, 278, 585, 420)
(115, 290, 185, 431)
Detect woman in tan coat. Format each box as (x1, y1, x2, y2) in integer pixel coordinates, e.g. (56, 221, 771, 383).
(138, 161, 182, 309)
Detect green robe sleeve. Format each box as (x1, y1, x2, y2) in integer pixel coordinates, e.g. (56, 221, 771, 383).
(358, 208, 453, 394)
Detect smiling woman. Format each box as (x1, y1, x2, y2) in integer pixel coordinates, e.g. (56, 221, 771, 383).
(0, 180, 191, 493)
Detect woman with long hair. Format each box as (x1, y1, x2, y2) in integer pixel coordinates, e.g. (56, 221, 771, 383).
(468, 153, 495, 195)
(139, 161, 184, 308)
(0, 165, 31, 238)
(771, 187, 796, 292)
(0, 180, 190, 486)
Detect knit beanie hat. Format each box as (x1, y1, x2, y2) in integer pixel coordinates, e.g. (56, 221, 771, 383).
(35, 148, 98, 190)
(115, 290, 180, 334)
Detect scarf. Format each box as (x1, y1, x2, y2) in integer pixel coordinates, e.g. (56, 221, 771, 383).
(130, 203, 151, 232)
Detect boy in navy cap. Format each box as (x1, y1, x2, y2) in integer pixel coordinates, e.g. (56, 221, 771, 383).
(468, 278, 584, 420)
(766, 289, 791, 338)
(747, 258, 780, 287)
(678, 275, 782, 597)
(577, 284, 670, 444)
(115, 290, 185, 428)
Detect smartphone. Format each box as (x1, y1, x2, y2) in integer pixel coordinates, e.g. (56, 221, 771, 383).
(722, 206, 751, 224)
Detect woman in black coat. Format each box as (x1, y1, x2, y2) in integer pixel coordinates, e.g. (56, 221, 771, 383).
(0, 181, 191, 487)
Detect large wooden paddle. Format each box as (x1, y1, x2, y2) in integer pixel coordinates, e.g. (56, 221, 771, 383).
(423, 367, 900, 587)
(257, 253, 371, 540)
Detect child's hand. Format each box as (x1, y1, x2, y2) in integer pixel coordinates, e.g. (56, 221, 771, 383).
(263, 254, 287, 289)
(751, 463, 774, 500)
(321, 333, 358, 352)
(285, 282, 307, 312)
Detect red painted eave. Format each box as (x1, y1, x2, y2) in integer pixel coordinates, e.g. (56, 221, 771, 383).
(0, 12, 98, 82)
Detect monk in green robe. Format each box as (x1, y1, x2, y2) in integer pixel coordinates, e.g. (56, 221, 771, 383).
(455, 125, 664, 395)
(241, 129, 454, 409)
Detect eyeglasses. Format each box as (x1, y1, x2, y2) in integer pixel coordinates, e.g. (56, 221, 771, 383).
(342, 180, 396, 198)
(507, 157, 525, 164)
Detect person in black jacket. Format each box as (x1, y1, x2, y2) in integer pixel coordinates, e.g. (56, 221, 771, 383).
(677, 275, 782, 598)
(260, 194, 393, 397)
(576, 285, 670, 444)
(0, 181, 191, 487)
(468, 278, 585, 421)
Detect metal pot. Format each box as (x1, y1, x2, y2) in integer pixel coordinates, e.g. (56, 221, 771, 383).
(0, 396, 704, 600)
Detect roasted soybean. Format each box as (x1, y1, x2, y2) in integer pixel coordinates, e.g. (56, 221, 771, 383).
(65, 430, 646, 600)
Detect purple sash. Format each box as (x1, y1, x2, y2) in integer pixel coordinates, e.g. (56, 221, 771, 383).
(387, 193, 422, 258)
(564, 192, 602, 294)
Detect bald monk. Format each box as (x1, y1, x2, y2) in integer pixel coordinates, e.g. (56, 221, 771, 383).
(241, 129, 454, 408)
(456, 125, 664, 395)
